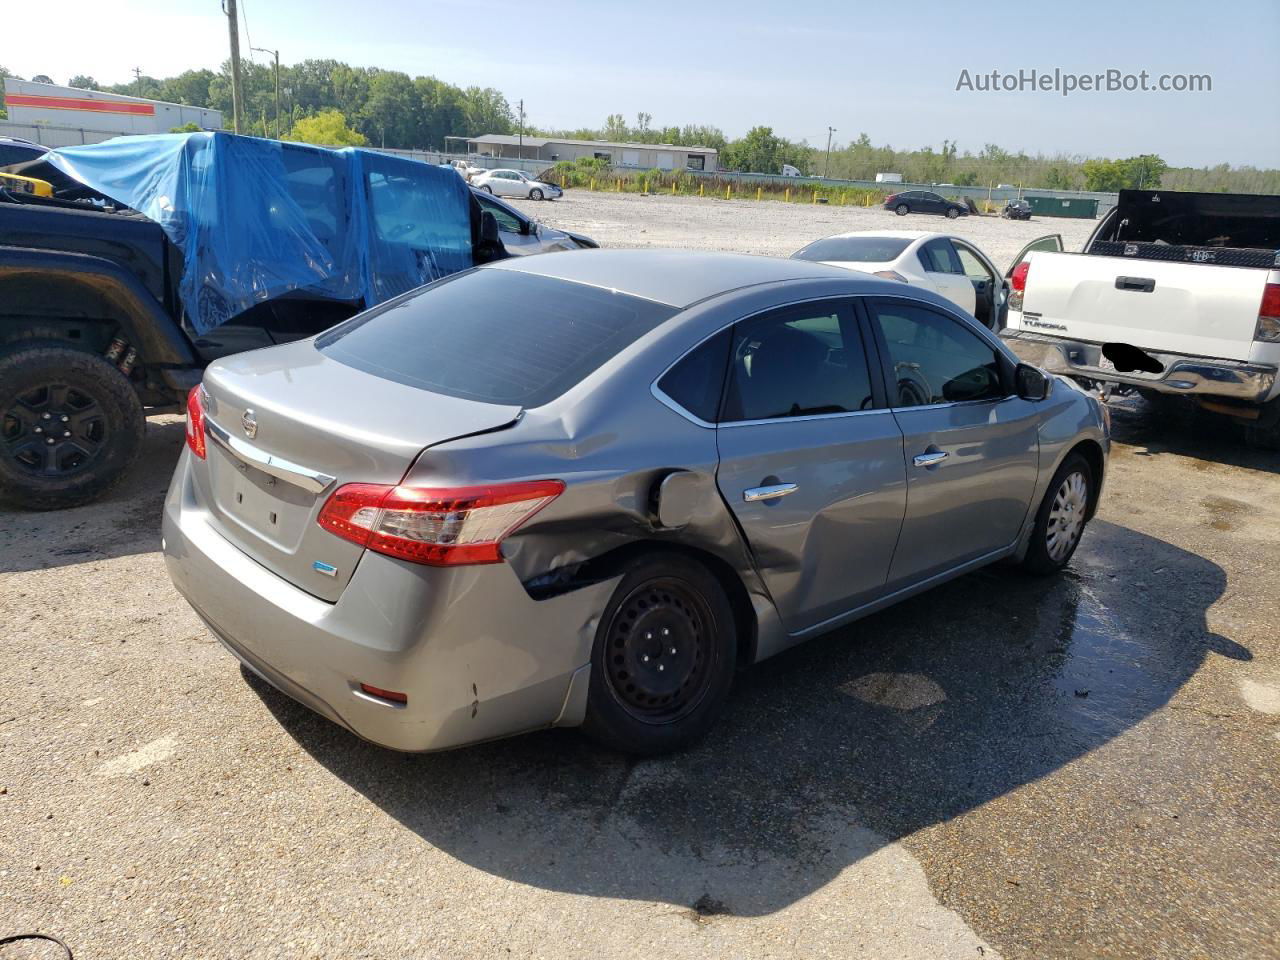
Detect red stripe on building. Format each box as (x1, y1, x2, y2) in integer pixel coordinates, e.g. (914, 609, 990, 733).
(4, 93, 156, 116)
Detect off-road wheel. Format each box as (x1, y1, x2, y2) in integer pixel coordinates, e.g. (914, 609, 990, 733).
(0, 342, 144, 510)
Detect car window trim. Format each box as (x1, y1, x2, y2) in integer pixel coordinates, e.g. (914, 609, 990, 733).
(650, 295, 889, 428)
(655, 295, 885, 427)
(864, 295, 1016, 409)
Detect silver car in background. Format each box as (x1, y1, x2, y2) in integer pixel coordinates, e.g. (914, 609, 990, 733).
(163, 250, 1109, 755)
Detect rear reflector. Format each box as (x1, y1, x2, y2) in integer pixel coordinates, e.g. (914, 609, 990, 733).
(185, 384, 207, 459)
(317, 480, 564, 566)
(358, 683, 407, 704)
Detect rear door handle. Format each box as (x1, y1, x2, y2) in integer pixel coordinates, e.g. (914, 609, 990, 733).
(743, 483, 798, 502)
(913, 451, 949, 468)
(1115, 276, 1155, 292)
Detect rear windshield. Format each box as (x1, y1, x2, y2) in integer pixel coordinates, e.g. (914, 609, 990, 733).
(317, 268, 676, 407)
(792, 236, 912, 263)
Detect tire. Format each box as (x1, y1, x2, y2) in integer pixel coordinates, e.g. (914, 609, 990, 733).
(1241, 396, 1280, 451)
(1021, 453, 1094, 576)
(481, 184, 493, 194)
(945, 206, 960, 219)
(895, 203, 909, 216)
(582, 552, 738, 755)
(0, 342, 145, 511)
(529, 188, 544, 201)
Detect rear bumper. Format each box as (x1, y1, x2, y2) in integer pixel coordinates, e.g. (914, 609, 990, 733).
(1001, 331, 1278, 403)
(162, 449, 616, 752)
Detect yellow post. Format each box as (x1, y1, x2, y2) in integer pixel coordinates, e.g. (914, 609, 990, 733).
(726, 184, 731, 200)
(785, 188, 790, 202)
(561, 176, 566, 188)
(813, 191, 817, 204)
(699, 183, 704, 197)
(756, 186, 762, 201)
(616, 178, 621, 191)
(590, 178, 596, 191)
(672, 180, 677, 195)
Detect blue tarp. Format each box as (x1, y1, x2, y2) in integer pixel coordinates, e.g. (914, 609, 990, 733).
(44, 132, 474, 334)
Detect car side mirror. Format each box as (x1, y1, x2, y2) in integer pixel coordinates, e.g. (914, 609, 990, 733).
(1015, 363, 1051, 401)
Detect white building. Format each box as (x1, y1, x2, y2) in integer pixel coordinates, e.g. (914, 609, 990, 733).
(1, 79, 222, 147)
(466, 134, 718, 172)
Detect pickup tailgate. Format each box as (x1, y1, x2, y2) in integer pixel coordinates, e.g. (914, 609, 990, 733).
(1021, 252, 1267, 361)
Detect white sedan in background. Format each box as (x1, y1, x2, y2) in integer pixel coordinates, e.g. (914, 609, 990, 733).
(791, 230, 1008, 329)
(471, 168, 563, 200)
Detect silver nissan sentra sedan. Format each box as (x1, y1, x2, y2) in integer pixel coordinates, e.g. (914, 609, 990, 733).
(163, 249, 1109, 755)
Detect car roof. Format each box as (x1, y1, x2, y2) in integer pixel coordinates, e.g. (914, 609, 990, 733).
(826, 229, 944, 242)
(487, 248, 890, 308)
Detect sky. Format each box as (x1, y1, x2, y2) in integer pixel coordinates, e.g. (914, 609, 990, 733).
(5, 0, 1279, 167)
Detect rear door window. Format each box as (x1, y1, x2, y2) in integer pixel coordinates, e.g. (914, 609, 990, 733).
(722, 302, 875, 421)
(319, 268, 676, 407)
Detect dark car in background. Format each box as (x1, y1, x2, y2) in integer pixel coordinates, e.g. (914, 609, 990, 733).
(1002, 199, 1032, 220)
(885, 190, 968, 220)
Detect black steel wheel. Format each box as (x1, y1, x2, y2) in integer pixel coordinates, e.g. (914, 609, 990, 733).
(0, 342, 144, 510)
(584, 553, 737, 754)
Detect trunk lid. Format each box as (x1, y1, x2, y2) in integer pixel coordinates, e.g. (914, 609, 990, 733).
(1021, 252, 1269, 361)
(195, 339, 521, 601)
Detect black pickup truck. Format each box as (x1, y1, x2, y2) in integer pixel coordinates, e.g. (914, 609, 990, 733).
(0, 140, 514, 510)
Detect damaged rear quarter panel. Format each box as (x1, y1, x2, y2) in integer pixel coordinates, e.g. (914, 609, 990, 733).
(396, 285, 855, 669)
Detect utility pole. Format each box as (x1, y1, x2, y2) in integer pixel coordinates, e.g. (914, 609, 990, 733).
(825, 126, 836, 178)
(251, 46, 280, 138)
(133, 67, 143, 98)
(518, 99, 525, 152)
(223, 0, 244, 134)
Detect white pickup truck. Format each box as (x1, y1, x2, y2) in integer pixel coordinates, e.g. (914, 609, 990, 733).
(1001, 190, 1280, 448)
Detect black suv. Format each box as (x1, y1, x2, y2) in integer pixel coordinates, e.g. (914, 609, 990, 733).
(884, 190, 968, 219)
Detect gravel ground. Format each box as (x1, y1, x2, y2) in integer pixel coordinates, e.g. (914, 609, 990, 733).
(2, 193, 1279, 959)
(504, 189, 1099, 268)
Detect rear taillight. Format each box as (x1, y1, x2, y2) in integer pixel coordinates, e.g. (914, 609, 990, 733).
(1256, 282, 1280, 343)
(885, 193, 899, 203)
(185, 384, 207, 459)
(317, 480, 564, 566)
(1009, 260, 1031, 312)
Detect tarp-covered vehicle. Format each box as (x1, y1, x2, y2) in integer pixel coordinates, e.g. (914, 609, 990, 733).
(0, 132, 515, 509)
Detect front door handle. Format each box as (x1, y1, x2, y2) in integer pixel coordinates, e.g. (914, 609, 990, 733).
(913, 451, 949, 468)
(743, 483, 798, 502)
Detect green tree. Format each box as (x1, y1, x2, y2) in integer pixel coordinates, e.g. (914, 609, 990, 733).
(286, 109, 367, 146)
(1121, 154, 1167, 189)
(361, 70, 417, 147)
(159, 69, 216, 107)
(68, 75, 99, 90)
(603, 113, 628, 140)
(1081, 158, 1128, 191)
(170, 122, 202, 134)
(0, 66, 18, 119)
(460, 86, 512, 136)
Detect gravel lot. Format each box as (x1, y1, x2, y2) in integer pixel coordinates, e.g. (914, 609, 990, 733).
(505, 189, 1099, 267)
(2, 193, 1279, 960)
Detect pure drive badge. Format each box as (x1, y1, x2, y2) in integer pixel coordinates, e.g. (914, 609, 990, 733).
(313, 561, 338, 577)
